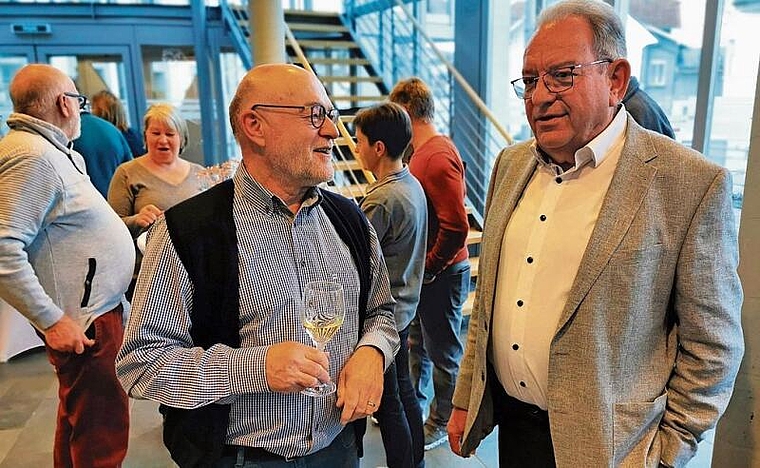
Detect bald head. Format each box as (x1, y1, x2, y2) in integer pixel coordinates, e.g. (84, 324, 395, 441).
(10, 64, 75, 121)
(228, 64, 327, 142)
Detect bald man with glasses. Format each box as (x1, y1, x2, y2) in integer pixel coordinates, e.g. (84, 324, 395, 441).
(0, 64, 135, 466)
(449, 1, 743, 467)
(117, 64, 399, 468)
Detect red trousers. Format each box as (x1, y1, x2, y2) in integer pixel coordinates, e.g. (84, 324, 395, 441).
(40, 306, 129, 467)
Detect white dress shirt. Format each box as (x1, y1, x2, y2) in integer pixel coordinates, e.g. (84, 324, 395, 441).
(490, 106, 628, 410)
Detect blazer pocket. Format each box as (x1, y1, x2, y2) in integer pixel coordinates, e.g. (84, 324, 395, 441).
(613, 390, 667, 467)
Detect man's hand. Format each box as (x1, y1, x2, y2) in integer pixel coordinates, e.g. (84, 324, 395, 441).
(448, 407, 471, 457)
(265, 341, 330, 393)
(336, 346, 384, 425)
(134, 204, 163, 228)
(43, 315, 94, 354)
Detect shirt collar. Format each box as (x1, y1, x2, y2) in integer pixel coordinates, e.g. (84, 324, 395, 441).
(365, 165, 409, 196)
(530, 103, 628, 176)
(234, 163, 322, 216)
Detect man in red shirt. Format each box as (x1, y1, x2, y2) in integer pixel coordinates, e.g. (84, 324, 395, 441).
(390, 77, 471, 450)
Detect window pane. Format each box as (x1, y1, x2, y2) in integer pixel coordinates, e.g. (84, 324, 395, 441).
(706, 2, 759, 224)
(0, 56, 29, 138)
(628, 0, 706, 144)
(141, 45, 204, 166)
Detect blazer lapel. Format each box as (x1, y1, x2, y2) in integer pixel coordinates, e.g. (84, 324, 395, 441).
(555, 119, 659, 334)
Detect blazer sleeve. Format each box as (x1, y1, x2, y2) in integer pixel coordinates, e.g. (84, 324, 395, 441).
(659, 168, 744, 466)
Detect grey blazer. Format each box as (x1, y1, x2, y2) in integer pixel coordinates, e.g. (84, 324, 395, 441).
(452, 116, 744, 468)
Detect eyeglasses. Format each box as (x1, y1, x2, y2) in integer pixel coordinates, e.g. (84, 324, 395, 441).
(251, 103, 340, 129)
(63, 92, 89, 110)
(510, 59, 612, 100)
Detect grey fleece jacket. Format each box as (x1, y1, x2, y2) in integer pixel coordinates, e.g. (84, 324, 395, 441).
(0, 113, 134, 330)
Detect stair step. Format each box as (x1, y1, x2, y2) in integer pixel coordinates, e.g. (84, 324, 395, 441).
(297, 39, 360, 49)
(331, 95, 387, 102)
(293, 56, 372, 66)
(330, 183, 368, 198)
(320, 75, 384, 83)
(470, 256, 479, 278)
(288, 22, 349, 33)
(333, 160, 363, 171)
(334, 136, 356, 146)
(284, 9, 342, 21)
(467, 228, 483, 245)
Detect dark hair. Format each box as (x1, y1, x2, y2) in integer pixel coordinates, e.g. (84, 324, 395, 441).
(353, 102, 412, 160)
(388, 77, 435, 123)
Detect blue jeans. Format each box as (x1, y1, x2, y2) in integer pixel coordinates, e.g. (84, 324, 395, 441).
(376, 326, 425, 468)
(213, 425, 358, 468)
(409, 259, 471, 428)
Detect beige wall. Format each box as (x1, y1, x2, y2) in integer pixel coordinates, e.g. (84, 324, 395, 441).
(712, 61, 760, 467)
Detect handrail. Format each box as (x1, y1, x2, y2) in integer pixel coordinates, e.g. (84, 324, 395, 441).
(284, 24, 376, 192)
(392, 0, 514, 146)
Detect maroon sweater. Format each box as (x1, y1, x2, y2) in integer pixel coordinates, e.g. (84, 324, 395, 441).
(409, 135, 469, 276)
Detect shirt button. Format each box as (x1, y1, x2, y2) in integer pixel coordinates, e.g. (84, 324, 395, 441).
(520, 381, 526, 387)
(527, 256, 533, 264)
(540, 214, 547, 221)
(512, 344, 519, 350)
(517, 300, 524, 307)
(555, 177, 562, 184)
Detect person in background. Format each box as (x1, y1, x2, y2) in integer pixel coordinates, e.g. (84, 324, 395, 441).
(73, 109, 133, 197)
(354, 102, 428, 468)
(116, 63, 399, 467)
(389, 77, 471, 451)
(448, 1, 743, 467)
(91, 89, 146, 157)
(107, 103, 205, 299)
(623, 75, 675, 138)
(0, 64, 134, 467)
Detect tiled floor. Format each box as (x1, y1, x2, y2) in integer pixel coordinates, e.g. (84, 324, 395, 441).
(0, 348, 498, 468)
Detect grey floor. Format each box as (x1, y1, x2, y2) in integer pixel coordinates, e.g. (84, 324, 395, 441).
(0, 347, 498, 468)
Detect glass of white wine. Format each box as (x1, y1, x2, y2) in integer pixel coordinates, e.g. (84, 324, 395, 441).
(301, 280, 346, 397)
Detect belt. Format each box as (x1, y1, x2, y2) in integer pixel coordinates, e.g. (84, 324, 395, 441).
(222, 445, 289, 462)
(502, 392, 549, 421)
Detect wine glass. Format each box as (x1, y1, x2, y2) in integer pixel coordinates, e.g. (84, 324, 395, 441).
(301, 280, 346, 397)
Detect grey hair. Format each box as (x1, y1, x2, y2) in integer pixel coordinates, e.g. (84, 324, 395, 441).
(143, 103, 189, 154)
(536, 0, 627, 59)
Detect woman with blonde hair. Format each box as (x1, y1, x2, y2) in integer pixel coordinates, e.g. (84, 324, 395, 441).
(108, 103, 205, 297)
(91, 89, 145, 157)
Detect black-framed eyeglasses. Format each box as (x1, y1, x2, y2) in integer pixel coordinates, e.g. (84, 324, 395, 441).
(251, 103, 340, 129)
(510, 59, 613, 100)
(63, 92, 89, 110)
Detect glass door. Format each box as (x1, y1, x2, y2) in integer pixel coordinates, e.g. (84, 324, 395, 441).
(36, 46, 140, 132)
(0, 47, 34, 137)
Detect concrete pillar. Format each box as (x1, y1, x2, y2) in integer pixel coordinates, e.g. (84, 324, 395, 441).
(711, 60, 760, 467)
(249, 0, 285, 66)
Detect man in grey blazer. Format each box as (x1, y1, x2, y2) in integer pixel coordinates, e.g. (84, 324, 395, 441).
(447, 1, 744, 467)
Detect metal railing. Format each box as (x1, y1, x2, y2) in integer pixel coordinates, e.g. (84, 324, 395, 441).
(344, 0, 515, 215)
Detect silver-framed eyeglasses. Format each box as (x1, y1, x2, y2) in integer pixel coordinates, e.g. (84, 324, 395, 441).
(63, 92, 89, 110)
(251, 103, 340, 129)
(510, 59, 613, 100)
